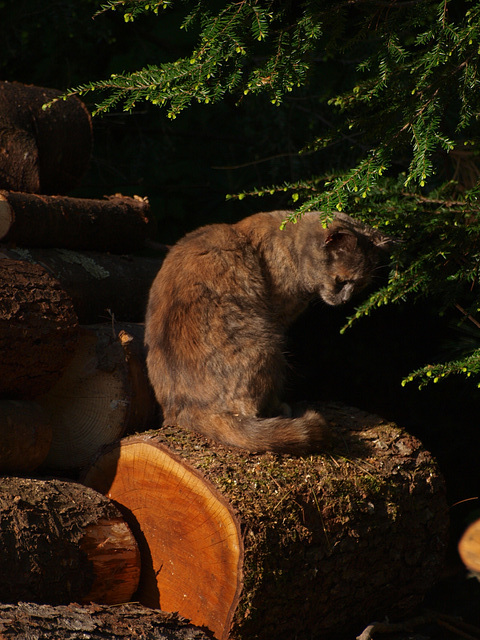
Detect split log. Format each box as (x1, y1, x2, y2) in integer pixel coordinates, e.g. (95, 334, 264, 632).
(0, 81, 92, 194)
(0, 245, 164, 323)
(0, 257, 78, 398)
(0, 400, 52, 473)
(0, 476, 140, 605)
(38, 323, 157, 471)
(0, 190, 151, 253)
(0, 603, 211, 640)
(458, 518, 480, 578)
(83, 404, 449, 640)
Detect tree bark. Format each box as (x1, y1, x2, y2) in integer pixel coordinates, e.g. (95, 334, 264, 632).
(0, 476, 140, 605)
(0, 245, 165, 323)
(458, 518, 480, 578)
(83, 404, 449, 640)
(0, 191, 151, 253)
(38, 323, 157, 471)
(0, 81, 92, 194)
(0, 257, 78, 398)
(0, 400, 52, 473)
(0, 603, 211, 640)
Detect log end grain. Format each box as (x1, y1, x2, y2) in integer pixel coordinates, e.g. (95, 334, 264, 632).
(83, 439, 243, 640)
(458, 518, 480, 577)
(38, 324, 156, 471)
(80, 517, 141, 605)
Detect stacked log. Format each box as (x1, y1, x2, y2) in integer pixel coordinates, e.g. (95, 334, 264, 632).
(0, 81, 452, 639)
(0, 191, 151, 253)
(0, 81, 92, 194)
(0, 477, 140, 605)
(83, 406, 449, 640)
(0, 603, 211, 640)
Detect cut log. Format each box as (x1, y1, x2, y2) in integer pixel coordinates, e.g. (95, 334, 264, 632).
(0, 603, 211, 640)
(0, 476, 140, 605)
(0, 399, 52, 473)
(0, 245, 165, 323)
(83, 404, 449, 640)
(0, 257, 78, 398)
(0, 81, 92, 194)
(0, 190, 151, 253)
(458, 518, 480, 578)
(38, 323, 157, 471)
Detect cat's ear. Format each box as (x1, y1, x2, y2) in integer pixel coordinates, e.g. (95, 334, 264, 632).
(324, 229, 357, 252)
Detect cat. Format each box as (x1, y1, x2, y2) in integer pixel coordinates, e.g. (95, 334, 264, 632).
(145, 210, 390, 454)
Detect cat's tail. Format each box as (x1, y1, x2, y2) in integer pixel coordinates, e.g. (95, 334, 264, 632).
(177, 408, 331, 455)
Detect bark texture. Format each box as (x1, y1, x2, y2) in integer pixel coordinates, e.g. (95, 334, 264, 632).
(39, 323, 157, 471)
(0, 81, 92, 194)
(0, 603, 210, 640)
(83, 404, 449, 640)
(0, 191, 151, 253)
(0, 477, 140, 605)
(0, 256, 78, 398)
(0, 399, 52, 472)
(1, 245, 164, 323)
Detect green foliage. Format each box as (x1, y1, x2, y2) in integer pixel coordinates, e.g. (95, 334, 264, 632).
(63, 0, 480, 388)
(66, 0, 323, 117)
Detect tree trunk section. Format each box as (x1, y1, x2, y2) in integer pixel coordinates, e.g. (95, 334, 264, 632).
(0, 81, 92, 194)
(0, 245, 165, 323)
(0, 257, 78, 398)
(83, 404, 449, 640)
(0, 400, 52, 472)
(38, 323, 157, 471)
(0, 477, 140, 605)
(458, 518, 480, 578)
(0, 191, 151, 253)
(0, 603, 211, 640)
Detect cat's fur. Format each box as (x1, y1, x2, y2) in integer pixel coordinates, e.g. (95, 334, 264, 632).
(145, 210, 390, 454)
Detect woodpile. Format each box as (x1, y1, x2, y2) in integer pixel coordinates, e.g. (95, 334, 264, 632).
(0, 82, 451, 640)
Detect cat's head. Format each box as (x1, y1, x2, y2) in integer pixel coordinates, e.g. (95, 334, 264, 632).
(315, 215, 392, 306)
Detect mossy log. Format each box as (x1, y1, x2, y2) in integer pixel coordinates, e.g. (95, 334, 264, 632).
(0, 191, 151, 253)
(0, 399, 52, 473)
(38, 323, 157, 471)
(0, 477, 140, 605)
(0, 256, 78, 398)
(83, 404, 449, 640)
(0, 603, 211, 640)
(0, 245, 164, 323)
(0, 81, 92, 195)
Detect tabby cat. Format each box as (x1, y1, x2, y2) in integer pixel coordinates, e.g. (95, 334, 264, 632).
(145, 210, 389, 454)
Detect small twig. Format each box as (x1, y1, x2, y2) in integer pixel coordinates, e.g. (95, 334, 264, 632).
(356, 614, 433, 640)
(357, 611, 480, 640)
(455, 303, 480, 331)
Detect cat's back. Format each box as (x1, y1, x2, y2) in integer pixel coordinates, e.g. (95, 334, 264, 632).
(146, 219, 265, 317)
